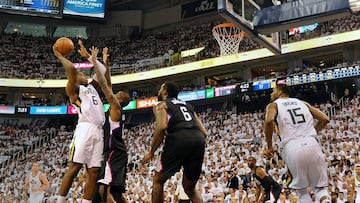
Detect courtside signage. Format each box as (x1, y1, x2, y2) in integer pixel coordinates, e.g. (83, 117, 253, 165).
(206, 88, 214, 98)
(178, 90, 206, 101)
(215, 85, 237, 97)
(74, 62, 93, 69)
(0, 106, 15, 114)
(67, 105, 78, 114)
(30, 106, 67, 115)
(123, 100, 137, 110)
(15, 107, 30, 114)
(136, 97, 158, 109)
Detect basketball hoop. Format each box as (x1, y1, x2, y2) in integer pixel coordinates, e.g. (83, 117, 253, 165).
(212, 23, 244, 56)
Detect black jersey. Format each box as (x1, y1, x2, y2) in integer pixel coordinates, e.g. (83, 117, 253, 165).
(253, 166, 279, 192)
(165, 98, 200, 134)
(103, 110, 127, 153)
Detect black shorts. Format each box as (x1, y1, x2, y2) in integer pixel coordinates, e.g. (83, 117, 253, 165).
(98, 150, 128, 192)
(159, 129, 205, 181)
(264, 184, 281, 202)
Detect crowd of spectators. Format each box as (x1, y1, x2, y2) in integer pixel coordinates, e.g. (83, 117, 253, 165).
(0, 120, 54, 157)
(0, 12, 359, 79)
(282, 12, 360, 44)
(0, 90, 358, 202)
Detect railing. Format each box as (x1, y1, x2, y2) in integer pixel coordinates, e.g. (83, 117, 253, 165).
(0, 130, 56, 169)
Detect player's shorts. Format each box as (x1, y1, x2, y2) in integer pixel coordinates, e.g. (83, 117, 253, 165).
(98, 150, 128, 193)
(29, 192, 45, 203)
(284, 136, 328, 189)
(69, 122, 103, 168)
(157, 129, 205, 181)
(264, 184, 281, 203)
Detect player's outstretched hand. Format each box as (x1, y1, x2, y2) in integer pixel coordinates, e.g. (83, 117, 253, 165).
(141, 152, 154, 165)
(77, 39, 90, 58)
(53, 44, 63, 58)
(89, 46, 99, 63)
(102, 47, 109, 66)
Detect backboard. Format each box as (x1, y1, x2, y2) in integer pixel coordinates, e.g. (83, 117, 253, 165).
(218, 0, 281, 54)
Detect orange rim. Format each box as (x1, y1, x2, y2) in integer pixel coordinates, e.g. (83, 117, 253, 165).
(212, 23, 244, 38)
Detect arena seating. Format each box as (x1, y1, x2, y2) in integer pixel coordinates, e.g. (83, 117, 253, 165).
(0, 13, 359, 79)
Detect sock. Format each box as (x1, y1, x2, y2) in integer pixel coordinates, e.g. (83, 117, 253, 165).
(56, 196, 66, 203)
(81, 199, 92, 203)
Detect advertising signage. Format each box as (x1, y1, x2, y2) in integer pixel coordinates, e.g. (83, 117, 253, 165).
(178, 90, 206, 101)
(30, 106, 67, 115)
(215, 85, 237, 97)
(206, 88, 214, 98)
(123, 100, 137, 110)
(15, 107, 30, 114)
(0, 106, 15, 114)
(253, 79, 277, 91)
(63, 0, 106, 18)
(136, 97, 158, 109)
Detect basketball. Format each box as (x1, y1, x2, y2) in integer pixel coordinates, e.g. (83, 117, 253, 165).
(55, 37, 74, 56)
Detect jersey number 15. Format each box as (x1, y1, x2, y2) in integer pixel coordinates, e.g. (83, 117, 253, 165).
(287, 108, 305, 124)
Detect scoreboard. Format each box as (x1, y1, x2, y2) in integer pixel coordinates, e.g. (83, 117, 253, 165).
(0, 0, 61, 16)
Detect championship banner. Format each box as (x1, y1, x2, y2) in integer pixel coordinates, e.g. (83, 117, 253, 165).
(181, 0, 217, 18)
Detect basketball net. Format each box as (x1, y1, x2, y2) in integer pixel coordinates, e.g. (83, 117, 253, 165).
(212, 23, 244, 56)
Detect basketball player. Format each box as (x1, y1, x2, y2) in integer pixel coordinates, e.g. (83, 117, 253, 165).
(141, 82, 207, 203)
(264, 84, 331, 203)
(24, 162, 50, 203)
(351, 164, 360, 202)
(90, 47, 130, 203)
(53, 43, 105, 203)
(247, 156, 281, 203)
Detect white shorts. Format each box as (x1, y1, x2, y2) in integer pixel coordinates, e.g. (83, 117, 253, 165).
(29, 192, 44, 203)
(284, 137, 328, 189)
(69, 122, 103, 168)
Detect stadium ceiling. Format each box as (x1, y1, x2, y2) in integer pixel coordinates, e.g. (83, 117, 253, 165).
(108, 0, 198, 10)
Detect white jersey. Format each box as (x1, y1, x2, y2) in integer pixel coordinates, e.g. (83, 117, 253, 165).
(73, 84, 105, 126)
(28, 172, 45, 203)
(274, 98, 317, 147)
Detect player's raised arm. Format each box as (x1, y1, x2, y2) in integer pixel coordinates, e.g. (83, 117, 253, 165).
(53, 44, 78, 100)
(78, 39, 107, 82)
(102, 47, 112, 88)
(90, 47, 120, 110)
